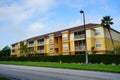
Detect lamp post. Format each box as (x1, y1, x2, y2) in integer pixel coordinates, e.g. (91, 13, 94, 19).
(80, 10, 88, 64)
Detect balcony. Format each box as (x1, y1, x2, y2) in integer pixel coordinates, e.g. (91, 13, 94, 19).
(75, 46, 85, 50)
(74, 34, 85, 39)
(37, 50, 44, 53)
(11, 52, 15, 55)
(28, 43, 34, 47)
(49, 39, 54, 43)
(12, 47, 15, 49)
(38, 42, 44, 45)
(62, 37, 68, 40)
(29, 51, 34, 54)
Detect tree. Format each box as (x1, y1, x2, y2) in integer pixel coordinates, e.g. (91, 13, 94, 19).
(101, 16, 114, 53)
(114, 46, 120, 54)
(0, 46, 10, 57)
(19, 44, 28, 56)
(28, 47, 34, 54)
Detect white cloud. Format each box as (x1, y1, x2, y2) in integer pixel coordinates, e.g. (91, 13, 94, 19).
(0, 0, 56, 24)
(28, 22, 44, 34)
(0, 0, 56, 49)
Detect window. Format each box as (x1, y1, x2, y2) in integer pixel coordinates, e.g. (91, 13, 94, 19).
(28, 41, 34, 46)
(74, 31, 85, 39)
(37, 46, 44, 52)
(96, 41, 102, 48)
(95, 29, 101, 36)
(38, 39, 44, 44)
(62, 34, 68, 40)
(49, 37, 54, 42)
(50, 46, 54, 50)
(12, 45, 15, 49)
(63, 44, 68, 50)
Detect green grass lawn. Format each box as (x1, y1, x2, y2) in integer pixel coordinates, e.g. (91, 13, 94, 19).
(0, 61, 120, 73)
(0, 76, 10, 80)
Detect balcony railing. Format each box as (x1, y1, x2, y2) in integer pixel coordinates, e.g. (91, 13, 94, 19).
(28, 44, 34, 47)
(62, 37, 68, 40)
(29, 51, 34, 54)
(12, 47, 15, 49)
(49, 39, 54, 43)
(38, 42, 44, 45)
(12, 52, 15, 55)
(74, 34, 85, 39)
(75, 46, 85, 50)
(37, 50, 44, 53)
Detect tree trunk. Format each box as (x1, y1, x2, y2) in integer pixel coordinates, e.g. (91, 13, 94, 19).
(107, 26, 115, 54)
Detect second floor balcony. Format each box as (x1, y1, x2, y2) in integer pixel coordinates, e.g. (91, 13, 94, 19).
(74, 34, 85, 39)
(37, 49, 44, 53)
(38, 42, 44, 45)
(28, 43, 34, 47)
(12, 47, 15, 49)
(75, 46, 85, 50)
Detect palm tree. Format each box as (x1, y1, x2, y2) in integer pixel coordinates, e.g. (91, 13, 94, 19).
(19, 44, 28, 56)
(28, 47, 34, 54)
(101, 16, 114, 53)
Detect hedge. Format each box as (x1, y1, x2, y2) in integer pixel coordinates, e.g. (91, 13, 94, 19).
(0, 54, 120, 65)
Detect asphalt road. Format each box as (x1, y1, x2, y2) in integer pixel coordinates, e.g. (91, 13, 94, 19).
(0, 64, 120, 80)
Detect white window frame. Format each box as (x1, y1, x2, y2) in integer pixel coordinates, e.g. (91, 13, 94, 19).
(50, 46, 54, 50)
(96, 41, 102, 48)
(62, 34, 68, 40)
(95, 29, 101, 36)
(63, 44, 68, 50)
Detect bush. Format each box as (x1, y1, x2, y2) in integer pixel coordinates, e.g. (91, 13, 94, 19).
(0, 54, 120, 65)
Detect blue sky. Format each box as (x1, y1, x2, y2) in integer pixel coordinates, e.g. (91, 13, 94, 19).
(0, 0, 120, 50)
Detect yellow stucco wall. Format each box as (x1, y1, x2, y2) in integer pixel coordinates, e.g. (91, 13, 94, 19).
(70, 32, 75, 52)
(34, 40, 37, 54)
(58, 36, 62, 54)
(105, 38, 120, 50)
(86, 26, 105, 38)
(105, 28, 120, 41)
(87, 38, 106, 53)
(61, 31, 70, 55)
(45, 38, 49, 53)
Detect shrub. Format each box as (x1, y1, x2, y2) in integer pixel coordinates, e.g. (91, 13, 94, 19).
(0, 54, 120, 65)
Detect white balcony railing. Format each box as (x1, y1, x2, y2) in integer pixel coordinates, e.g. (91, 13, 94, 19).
(62, 37, 68, 40)
(38, 42, 44, 45)
(12, 47, 15, 49)
(12, 52, 15, 55)
(75, 46, 85, 50)
(49, 39, 54, 43)
(74, 34, 85, 39)
(28, 43, 34, 47)
(37, 50, 44, 53)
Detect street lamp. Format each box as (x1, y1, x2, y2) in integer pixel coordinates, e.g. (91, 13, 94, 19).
(80, 10, 88, 64)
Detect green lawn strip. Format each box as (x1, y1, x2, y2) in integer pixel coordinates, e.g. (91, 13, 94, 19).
(0, 76, 10, 80)
(0, 61, 120, 73)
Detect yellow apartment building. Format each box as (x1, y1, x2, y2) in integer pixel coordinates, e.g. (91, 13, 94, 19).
(11, 23, 120, 57)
